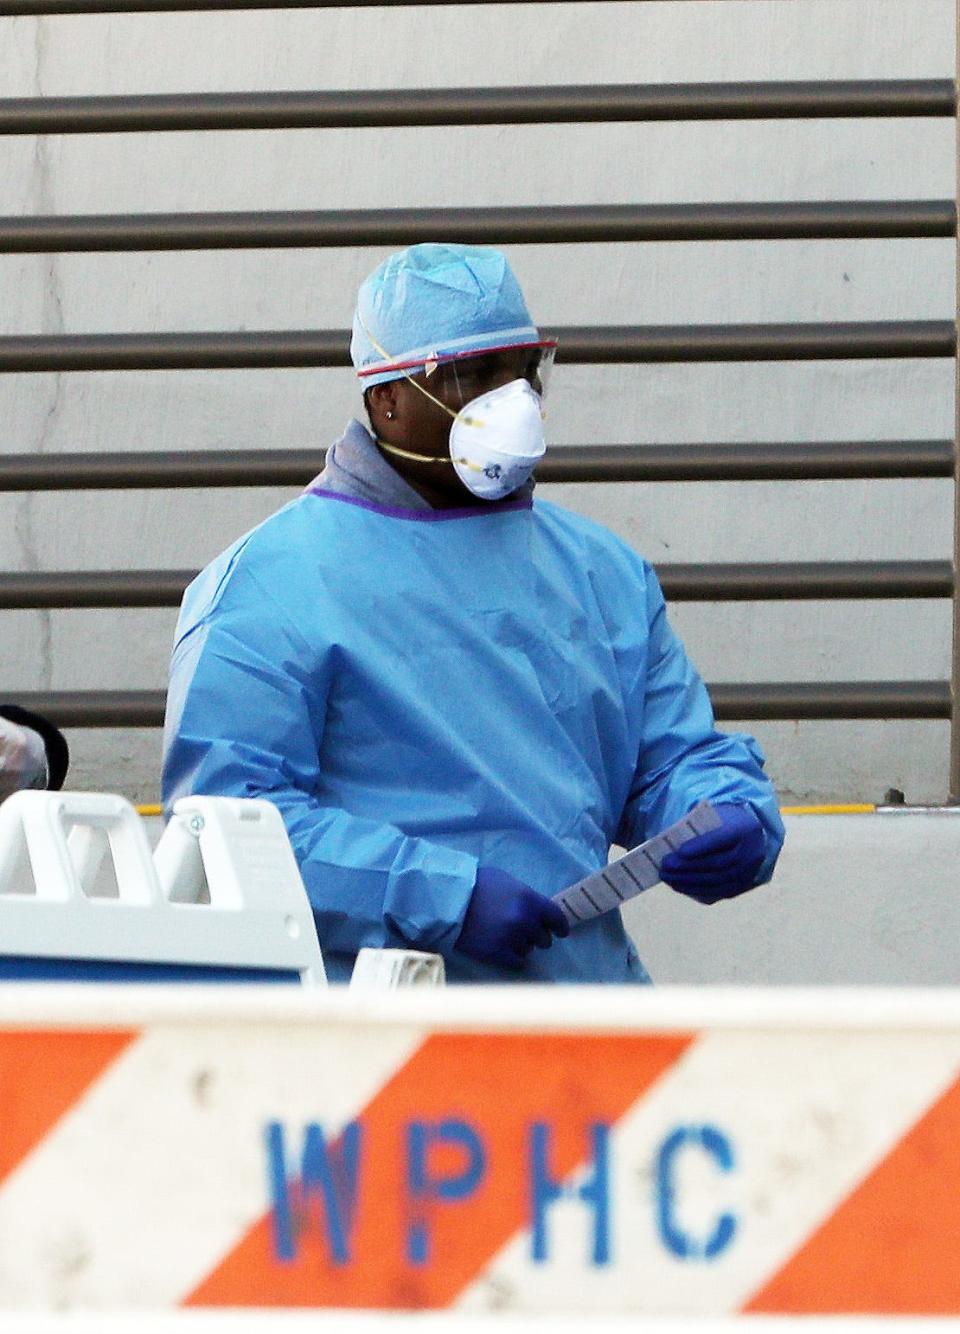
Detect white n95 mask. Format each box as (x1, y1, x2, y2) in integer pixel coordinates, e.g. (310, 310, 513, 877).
(448, 378, 546, 500)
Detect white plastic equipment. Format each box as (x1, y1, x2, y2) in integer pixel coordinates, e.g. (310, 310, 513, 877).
(350, 945, 445, 989)
(0, 790, 444, 988)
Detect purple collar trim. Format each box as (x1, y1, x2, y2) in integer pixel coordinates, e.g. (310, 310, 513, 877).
(304, 487, 534, 522)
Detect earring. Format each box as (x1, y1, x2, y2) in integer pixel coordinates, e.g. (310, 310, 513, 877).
(385, 410, 394, 419)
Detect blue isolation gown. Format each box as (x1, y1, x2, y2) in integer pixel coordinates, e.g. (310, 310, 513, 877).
(163, 484, 784, 983)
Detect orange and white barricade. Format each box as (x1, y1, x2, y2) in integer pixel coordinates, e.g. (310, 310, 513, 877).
(0, 985, 958, 1317)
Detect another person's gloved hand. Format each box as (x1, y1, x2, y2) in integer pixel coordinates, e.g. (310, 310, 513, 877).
(660, 803, 767, 905)
(455, 866, 570, 968)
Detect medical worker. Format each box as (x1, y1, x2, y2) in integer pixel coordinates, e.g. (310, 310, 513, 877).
(163, 244, 784, 982)
(0, 704, 69, 800)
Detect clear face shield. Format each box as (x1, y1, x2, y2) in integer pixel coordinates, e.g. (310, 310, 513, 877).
(421, 342, 557, 411)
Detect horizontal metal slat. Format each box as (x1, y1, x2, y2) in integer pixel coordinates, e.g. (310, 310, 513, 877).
(539, 440, 955, 482)
(0, 571, 194, 608)
(557, 322, 956, 362)
(4, 691, 169, 728)
(710, 681, 951, 721)
(0, 449, 326, 489)
(0, 81, 952, 136)
(659, 561, 954, 601)
(4, 682, 948, 727)
(1, 201, 953, 252)
(0, 562, 950, 609)
(0, 322, 951, 373)
(0, 0, 766, 13)
(0, 441, 950, 490)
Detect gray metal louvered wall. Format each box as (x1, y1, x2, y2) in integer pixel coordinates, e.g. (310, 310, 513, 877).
(1, 0, 957, 791)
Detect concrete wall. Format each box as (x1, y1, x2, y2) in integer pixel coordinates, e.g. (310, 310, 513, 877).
(0, 0, 955, 804)
(625, 810, 960, 985)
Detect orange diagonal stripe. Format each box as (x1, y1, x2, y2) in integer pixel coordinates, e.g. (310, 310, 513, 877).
(745, 1075, 960, 1314)
(187, 1030, 691, 1309)
(0, 1028, 136, 1185)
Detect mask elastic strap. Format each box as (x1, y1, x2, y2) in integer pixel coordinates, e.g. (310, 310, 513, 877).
(377, 438, 482, 474)
(377, 439, 453, 466)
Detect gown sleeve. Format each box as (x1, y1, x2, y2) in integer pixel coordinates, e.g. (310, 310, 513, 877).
(161, 561, 478, 961)
(615, 565, 785, 884)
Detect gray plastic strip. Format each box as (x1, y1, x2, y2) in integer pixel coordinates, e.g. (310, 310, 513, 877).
(553, 801, 722, 926)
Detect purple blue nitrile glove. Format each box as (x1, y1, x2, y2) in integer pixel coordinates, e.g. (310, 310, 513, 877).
(660, 802, 767, 905)
(455, 866, 570, 968)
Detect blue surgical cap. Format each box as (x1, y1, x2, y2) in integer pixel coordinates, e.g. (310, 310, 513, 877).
(351, 243, 541, 388)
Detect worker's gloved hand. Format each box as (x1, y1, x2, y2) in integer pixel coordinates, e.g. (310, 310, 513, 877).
(455, 866, 570, 968)
(660, 803, 767, 905)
